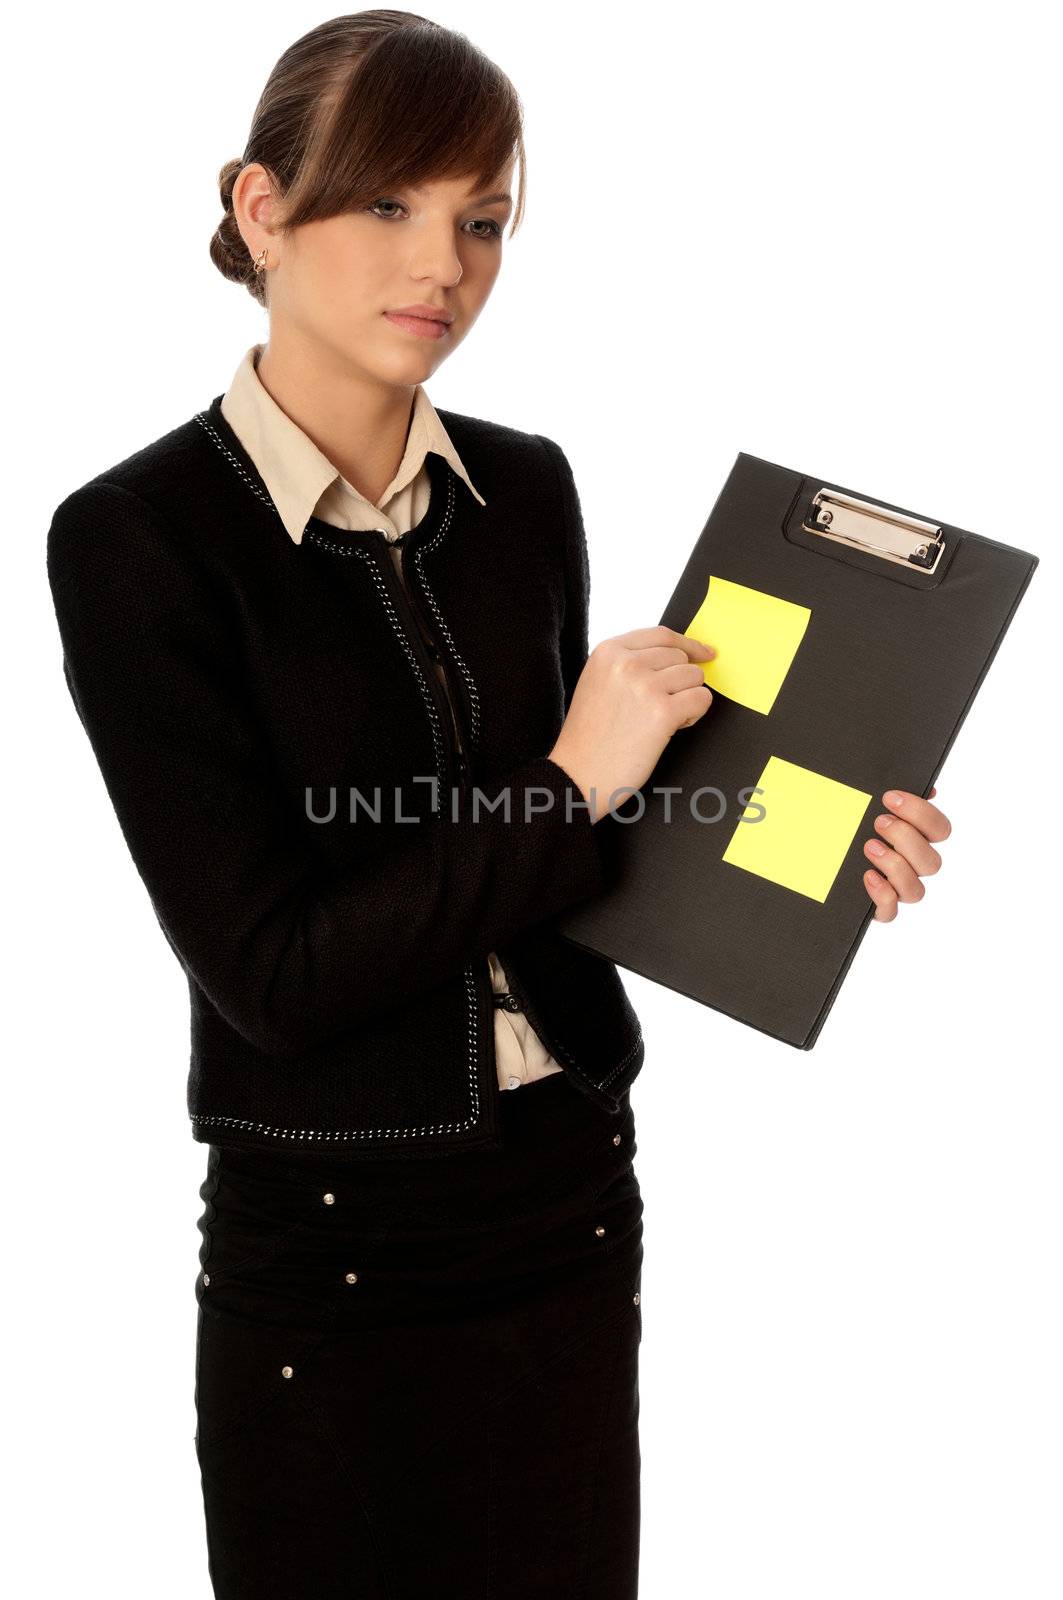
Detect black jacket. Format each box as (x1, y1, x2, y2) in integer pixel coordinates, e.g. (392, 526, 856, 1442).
(46, 393, 645, 1159)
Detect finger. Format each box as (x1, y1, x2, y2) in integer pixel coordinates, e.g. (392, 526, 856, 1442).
(862, 837, 925, 903)
(614, 625, 716, 660)
(657, 662, 716, 694)
(671, 683, 715, 727)
(928, 786, 937, 798)
(633, 645, 712, 672)
(863, 867, 899, 922)
(881, 789, 952, 844)
(871, 814, 943, 876)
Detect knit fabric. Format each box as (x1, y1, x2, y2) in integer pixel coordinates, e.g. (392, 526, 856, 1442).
(219, 341, 566, 1092)
(46, 394, 645, 1159)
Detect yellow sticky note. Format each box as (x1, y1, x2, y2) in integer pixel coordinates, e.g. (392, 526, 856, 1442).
(722, 755, 872, 902)
(684, 576, 811, 715)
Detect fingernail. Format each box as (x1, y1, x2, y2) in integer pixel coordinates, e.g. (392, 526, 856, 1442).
(867, 839, 887, 856)
(876, 814, 893, 828)
(866, 870, 883, 886)
(884, 791, 904, 808)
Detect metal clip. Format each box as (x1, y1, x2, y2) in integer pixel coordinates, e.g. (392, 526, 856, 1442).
(802, 486, 945, 572)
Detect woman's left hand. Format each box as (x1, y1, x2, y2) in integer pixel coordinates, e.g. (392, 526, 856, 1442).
(862, 786, 952, 922)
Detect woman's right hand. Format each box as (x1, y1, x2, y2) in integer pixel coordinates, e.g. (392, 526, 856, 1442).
(548, 625, 717, 822)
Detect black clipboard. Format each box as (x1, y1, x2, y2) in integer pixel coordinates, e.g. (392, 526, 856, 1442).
(553, 452, 1039, 1049)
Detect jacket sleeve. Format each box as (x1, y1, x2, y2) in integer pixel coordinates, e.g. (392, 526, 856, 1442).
(47, 477, 606, 1057)
(538, 433, 592, 715)
(538, 433, 634, 867)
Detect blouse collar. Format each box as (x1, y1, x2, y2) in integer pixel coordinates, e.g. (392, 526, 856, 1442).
(220, 342, 486, 545)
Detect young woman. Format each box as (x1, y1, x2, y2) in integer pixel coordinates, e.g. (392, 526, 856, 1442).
(46, 13, 952, 1597)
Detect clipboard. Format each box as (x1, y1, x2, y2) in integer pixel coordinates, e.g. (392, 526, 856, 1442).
(553, 452, 1040, 1049)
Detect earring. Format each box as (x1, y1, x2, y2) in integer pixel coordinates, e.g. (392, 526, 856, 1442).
(252, 246, 269, 274)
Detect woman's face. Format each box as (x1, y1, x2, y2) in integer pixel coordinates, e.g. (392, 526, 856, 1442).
(259, 167, 514, 387)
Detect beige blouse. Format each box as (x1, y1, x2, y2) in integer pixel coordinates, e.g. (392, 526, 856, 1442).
(221, 343, 566, 1094)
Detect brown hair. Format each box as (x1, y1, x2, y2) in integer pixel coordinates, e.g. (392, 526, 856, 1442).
(210, 10, 527, 306)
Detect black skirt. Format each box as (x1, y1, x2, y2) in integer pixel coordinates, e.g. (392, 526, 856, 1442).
(193, 1072, 644, 1598)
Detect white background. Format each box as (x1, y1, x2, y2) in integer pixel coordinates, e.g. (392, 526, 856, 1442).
(7, 1, 1059, 1595)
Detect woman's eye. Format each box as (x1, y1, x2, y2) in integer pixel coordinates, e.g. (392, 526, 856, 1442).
(366, 201, 501, 240)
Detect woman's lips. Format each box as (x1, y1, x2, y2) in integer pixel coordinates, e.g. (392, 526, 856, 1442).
(383, 311, 451, 340)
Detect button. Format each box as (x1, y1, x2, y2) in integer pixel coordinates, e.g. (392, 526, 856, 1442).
(612, 1134, 622, 1147)
(202, 1272, 210, 1286)
(595, 1226, 606, 1238)
(507, 1076, 521, 1090)
(345, 1272, 359, 1284)
(281, 1365, 294, 1379)
(633, 1293, 640, 1305)
(323, 1192, 335, 1205)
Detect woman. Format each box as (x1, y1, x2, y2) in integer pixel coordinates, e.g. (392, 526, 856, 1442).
(45, 13, 952, 1597)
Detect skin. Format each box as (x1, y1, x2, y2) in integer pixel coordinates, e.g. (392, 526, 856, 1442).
(230, 161, 952, 925)
(231, 161, 513, 502)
